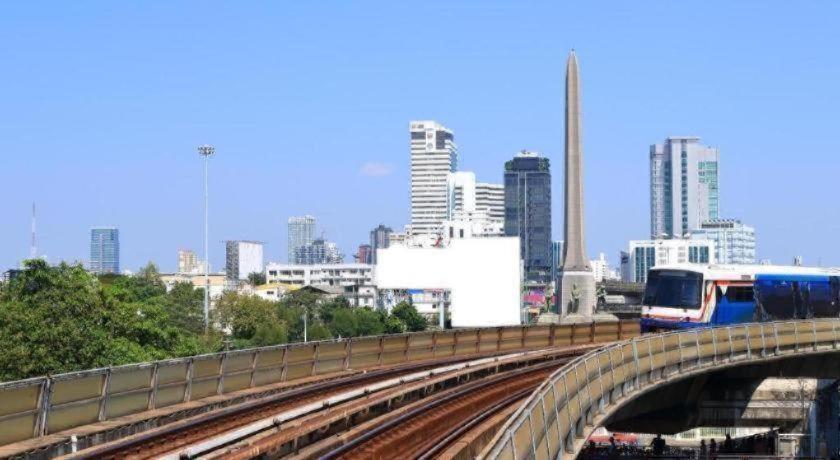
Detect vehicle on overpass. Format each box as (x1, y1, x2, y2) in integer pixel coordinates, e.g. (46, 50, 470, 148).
(641, 264, 840, 332)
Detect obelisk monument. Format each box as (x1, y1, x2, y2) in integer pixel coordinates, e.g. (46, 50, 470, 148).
(558, 50, 596, 319)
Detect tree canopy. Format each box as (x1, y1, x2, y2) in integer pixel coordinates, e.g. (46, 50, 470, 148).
(0, 261, 430, 381)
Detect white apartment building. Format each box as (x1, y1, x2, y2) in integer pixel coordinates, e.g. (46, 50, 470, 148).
(410, 121, 457, 235)
(690, 219, 756, 264)
(265, 263, 373, 287)
(442, 211, 505, 241)
(265, 263, 376, 307)
(622, 239, 716, 284)
(225, 240, 264, 281)
(590, 252, 620, 282)
(650, 137, 719, 238)
(476, 182, 504, 221)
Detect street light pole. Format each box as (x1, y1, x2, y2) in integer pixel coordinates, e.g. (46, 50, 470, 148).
(198, 144, 215, 333)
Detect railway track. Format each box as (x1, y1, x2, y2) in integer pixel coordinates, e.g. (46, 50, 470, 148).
(62, 345, 594, 460)
(60, 352, 520, 460)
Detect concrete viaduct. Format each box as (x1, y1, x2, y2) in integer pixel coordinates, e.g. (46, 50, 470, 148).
(484, 318, 840, 459)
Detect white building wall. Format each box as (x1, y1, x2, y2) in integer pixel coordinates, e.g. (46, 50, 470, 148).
(376, 238, 521, 327)
(690, 219, 756, 264)
(627, 239, 716, 283)
(237, 241, 264, 280)
(265, 263, 373, 287)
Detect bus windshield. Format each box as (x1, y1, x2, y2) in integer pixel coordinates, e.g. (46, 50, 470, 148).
(643, 270, 703, 310)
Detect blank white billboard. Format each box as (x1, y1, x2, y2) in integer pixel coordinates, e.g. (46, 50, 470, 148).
(376, 238, 521, 327)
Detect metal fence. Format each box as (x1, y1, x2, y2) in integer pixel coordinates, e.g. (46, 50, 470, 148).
(485, 319, 840, 460)
(0, 320, 638, 446)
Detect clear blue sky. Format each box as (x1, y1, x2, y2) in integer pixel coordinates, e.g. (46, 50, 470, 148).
(1, 1, 839, 272)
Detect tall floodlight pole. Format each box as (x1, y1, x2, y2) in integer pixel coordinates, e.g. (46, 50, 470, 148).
(198, 145, 215, 333)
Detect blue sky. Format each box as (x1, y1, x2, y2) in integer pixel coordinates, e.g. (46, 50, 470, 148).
(1, 1, 839, 272)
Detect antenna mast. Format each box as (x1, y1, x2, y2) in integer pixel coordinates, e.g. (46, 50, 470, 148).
(30, 202, 37, 259)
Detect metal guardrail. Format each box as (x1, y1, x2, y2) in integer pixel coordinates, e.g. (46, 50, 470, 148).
(484, 319, 840, 460)
(0, 320, 638, 446)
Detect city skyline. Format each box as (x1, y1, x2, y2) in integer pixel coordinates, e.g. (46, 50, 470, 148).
(2, 2, 839, 272)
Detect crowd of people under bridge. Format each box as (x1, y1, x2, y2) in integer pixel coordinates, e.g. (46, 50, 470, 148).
(580, 432, 779, 459)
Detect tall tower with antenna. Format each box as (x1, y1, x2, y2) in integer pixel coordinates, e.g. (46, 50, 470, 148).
(30, 202, 37, 259)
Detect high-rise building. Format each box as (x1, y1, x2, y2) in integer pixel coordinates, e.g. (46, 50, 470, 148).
(650, 137, 719, 239)
(369, 224, 392, 264)
(476, 182, 505, 221)
(225, 240, 264, 281)
(410, 121, 457, 235)
(293, 238, 343, 264)
(504, 151, 552, 284)
(590, 253, 619, 282)
(90, 227, 119, 274)
(178, 249, 199, 274)
(288, 216, 316, 263)
(624, 239, 715, 284)
(689, 219, 756, 264)
(356, 244, 373, 264)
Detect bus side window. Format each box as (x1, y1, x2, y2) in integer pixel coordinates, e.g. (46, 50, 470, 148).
(755, 280, 795, 320)
(809, 281, 835, 317)
(726, 286, 754, 303)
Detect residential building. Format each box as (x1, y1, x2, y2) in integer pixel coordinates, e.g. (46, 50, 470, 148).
(356, 244, 372, 264)
(441, 210, 504, 241)
(293, 238, 343, 264)
(623, 239, 716, 283)
(410, 121, 457, 235)
(550, 241, 565, 283)
(90, 227, 119, 274)
(225, 240, 264, 281)
(160, 271, 227, 310)
(369, 224, 393, 264)
(689, 219, 756, 264)
(287, 215, 316, 263)
(504, 151, 552, 284)
(590, 252, 619, 282)
(619, 251, 632, 283)
(476, 182, 505, 221)
(264, 263, 375, 307)
(178, 249, 201, 274)
(650, 137, 719, 238)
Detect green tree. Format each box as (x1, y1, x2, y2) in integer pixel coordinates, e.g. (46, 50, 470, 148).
(306, 322, 332, 341)
(391, 302, 427, 332)
(166, 282, 205, 334)
(247, 272, 266, 286)
(329, 308, 358, 338)
(354, 308, 385, 336)
(250, 322, 288, 346)
(383, 315, 406, 334)
(214, 292, 279, 342)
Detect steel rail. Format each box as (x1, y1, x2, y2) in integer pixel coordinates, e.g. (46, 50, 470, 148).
(415, 387, 532, 460)
(318, 360, 562, 460)
(64, 353, 503, 460)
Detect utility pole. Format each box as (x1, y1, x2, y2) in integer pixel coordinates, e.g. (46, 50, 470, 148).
(198, 145, 215, 333)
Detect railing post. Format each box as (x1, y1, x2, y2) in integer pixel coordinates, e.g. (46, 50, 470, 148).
(343, 340, 352, 371)
(404, 335, 410, 362)
(773, 322, 780, 355)
(549, 324, 557, 347)
(794, 322, 799, 353)
(218, 352, 228, 395)
(759, 324, 767, 357)
(310, 343, 320, 376)
(570, 323, 576, 345)
(496, 327, 502, 352)
(550, 383, 564, 450)
(280, 346, 289, 381)
(250, 350, 260, 388)
(589, 322, 595, 344)
(378, 336, 385, 365)
(812, 320, 818, 351)
(618, 320, 624, 340)
(632, 340, 641, 387)
(35, 377, 53, 437)
(727, 327, 734, 359)
(562, 373, 574, 448)
(184, 358, 194, 402)
(712, 327, 718, 364)
(539, 397, 552, 457)
(695, 329, 701, 367)
(98, 368, 112, 422)
(148, 362, 160, 410)
(744, 325, 751, 360)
